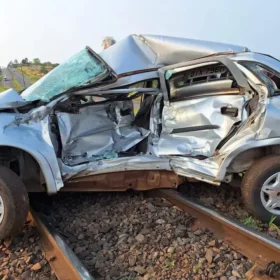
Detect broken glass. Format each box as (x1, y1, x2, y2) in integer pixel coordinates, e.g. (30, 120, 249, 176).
(22, 48, 108, 102)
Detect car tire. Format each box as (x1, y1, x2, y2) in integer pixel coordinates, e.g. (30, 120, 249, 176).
(241, 155, 280, 224)
(0, 166, 29, 240)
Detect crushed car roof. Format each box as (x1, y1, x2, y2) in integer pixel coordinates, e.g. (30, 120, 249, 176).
(99, 34, 249, 75)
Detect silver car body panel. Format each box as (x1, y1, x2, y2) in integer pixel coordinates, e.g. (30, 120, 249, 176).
(162, 53, 280, 183)
(100, 34, 249, 75)
(0, 89, 30, 109)
(158, 95, 246, 157)
(0, 113, 63, 194)
(2, 36, 280, 192)
(61, 156, 172, 181)
(0, 96, 67, 193)
(213, 53, 280, 180)
(170, 157, 219, 184)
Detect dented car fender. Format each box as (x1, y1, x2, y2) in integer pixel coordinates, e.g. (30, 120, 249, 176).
(0, 105, 64, 194)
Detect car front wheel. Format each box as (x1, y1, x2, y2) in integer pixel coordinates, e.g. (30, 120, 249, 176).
(241, 155, 280, 224)
(0, 166, 29, 240)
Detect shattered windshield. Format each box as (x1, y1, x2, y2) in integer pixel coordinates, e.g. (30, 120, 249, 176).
(22, 48, 109, 102)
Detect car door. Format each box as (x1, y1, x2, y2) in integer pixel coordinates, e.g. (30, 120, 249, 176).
(158, 58, 249, 158)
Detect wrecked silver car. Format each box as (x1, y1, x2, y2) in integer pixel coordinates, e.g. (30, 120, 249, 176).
(1, 34, 280, 238)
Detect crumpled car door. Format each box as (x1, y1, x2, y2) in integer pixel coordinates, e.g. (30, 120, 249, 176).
(158, 61, 247, 158)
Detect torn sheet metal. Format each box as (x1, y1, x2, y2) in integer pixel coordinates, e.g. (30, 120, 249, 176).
(257, 96, 280, 139)
(0, 113, 63, 193)
(146, 93, 163, 156)
(158, 95, 246, 157)
(170, 156, 219, 184)
(57, 101, 150, 165)
(234, 59, 280, 140)
(213, 55, 279, 180)
(11, 95, 67, 125)
(61, 155, 172, 181)
(149, 93, 163, 138)
(0, 89, 30, 109)
(100, 34, 249, 75)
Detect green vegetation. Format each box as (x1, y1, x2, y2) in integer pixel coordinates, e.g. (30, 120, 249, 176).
(163, 247, 176, 271)
(8, 57, 58, 85)
(33, 58, 41, 65)
(243, 216, 258, 229)
(11, 75, 23, 91)
(0, 85, 8, 93)
(193, 263, 201, 273)
(269, 215, 279, 231)
(0, 75, 8, 93)
(16, 64, 55, 84)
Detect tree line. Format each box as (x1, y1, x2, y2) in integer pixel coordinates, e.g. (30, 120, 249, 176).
(8, 58, 58, 68)
(7, 36, 116, 70)
(7, 58, 59, 74)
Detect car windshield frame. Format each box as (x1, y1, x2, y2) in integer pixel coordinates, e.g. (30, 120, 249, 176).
(21, 47, 111, 102)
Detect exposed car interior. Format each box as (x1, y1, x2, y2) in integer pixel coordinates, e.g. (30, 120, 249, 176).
(50, 80, 160, 166)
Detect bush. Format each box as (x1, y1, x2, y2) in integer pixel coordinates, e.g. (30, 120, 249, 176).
(40, 65, 48, 74)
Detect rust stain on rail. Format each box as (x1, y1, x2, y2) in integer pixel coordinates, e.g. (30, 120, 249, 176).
(149, 189, 280, 269)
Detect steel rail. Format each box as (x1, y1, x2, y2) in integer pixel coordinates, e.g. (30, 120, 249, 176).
(149, 189, 280, 277)
(29, 210, 95, 280)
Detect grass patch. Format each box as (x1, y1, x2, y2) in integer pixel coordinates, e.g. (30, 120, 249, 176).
(16, 66, 40, 84)
(11, 75, 23, 91)
(16, 65, 55, 84)
(163, 247, 176, 271)
(269, 215, 279, 231)
(193, 263, 201, 273)
(0, 75, 9, 93)
(0, 86, 9, 93)
(243, 216, 258, 229)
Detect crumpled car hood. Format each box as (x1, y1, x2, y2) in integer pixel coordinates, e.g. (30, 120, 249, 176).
(99, 34, 249, 75)
(0, 88, 28, 109)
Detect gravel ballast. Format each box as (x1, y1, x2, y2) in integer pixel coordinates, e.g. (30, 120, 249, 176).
(0, 223, 56, 280)
(36, 192, 253, 280)
(179, 182, 280, 241)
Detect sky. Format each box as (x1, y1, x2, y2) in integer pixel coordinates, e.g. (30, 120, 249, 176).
(0, 0, 279, 67)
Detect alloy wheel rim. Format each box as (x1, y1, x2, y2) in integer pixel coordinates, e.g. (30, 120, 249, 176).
(261, 172, 280, 215)
(0, 194, 4, 224)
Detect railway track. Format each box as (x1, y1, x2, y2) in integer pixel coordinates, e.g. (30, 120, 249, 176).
(28, 210, 95, 280)
(149, 189, 280, 280)
(29, 189, 280, 280)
